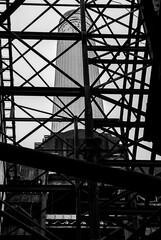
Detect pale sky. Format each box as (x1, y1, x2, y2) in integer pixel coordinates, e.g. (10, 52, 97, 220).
(1, 0, 159, 160)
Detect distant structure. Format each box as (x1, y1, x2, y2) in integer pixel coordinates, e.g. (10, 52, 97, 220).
(37, 9, 122, 159)
(52, 9, 104, 132)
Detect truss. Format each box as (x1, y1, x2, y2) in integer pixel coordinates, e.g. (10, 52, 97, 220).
(0, 0, 161, 239)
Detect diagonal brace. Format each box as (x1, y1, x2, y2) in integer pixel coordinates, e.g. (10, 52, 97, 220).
(0, 0, 26, 25)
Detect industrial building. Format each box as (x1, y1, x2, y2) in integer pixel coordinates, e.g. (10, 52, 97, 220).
(0, 0, 161, 239)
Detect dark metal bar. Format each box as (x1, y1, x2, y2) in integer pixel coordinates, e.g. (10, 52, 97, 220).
(88, 33, 146, 39)
(0, 210, 52, 240)
(0, 0, 26, 25)
(1, 143, 161, 196)
(99, 160, 161, 167)
(89, 58, 152, 64)
(0, 236, 37, 240)
(0, 86, 149, 96)
(80, 1, 100, 239)
(100, 208, 161, 215)
(74, 117, 81, 240)
(1, 200, 60, 240)
(95, 94, 146, 116)
(0, 86, 83, 96)
(1, 26, 82, 88)
(87, 45, 147, 52)
(86, 4, 139, 9)
(92, 88, 149, 95)
(4, 117, 146, 127)
(0, 184, 74, 192)
(15, 95, 80, 145)
(0, 31, 146, 40)
(127, 207, 161, 240)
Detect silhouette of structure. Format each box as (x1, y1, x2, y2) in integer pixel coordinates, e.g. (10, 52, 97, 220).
(34, 10, 125, 239)
(0, 1, 161, 240)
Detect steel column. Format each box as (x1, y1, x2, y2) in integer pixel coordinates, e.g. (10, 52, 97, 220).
(80, 1, 100, 239)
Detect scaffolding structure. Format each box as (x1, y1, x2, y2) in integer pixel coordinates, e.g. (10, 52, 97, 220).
(0, 0, 161, 239)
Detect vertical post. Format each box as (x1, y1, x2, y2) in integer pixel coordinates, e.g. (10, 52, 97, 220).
(74, 116, 81, 240)
(39, 170, 47, 236)
(80, 1, 100, 239)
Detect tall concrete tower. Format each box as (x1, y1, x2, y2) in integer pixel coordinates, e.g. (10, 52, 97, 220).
(52, 10, 104, 132)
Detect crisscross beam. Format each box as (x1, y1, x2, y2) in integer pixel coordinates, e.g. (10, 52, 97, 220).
(0, 0, 26, 25)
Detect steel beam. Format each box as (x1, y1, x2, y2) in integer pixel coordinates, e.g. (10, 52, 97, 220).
(0, 31, 146, 40)
(87, 46, 147, 52)
(86, 4, 139, 9)
(0, 184, 74, 192)
(0, 210, 51, 240)
(0, 86, 149, 96)
(100, 208, 160, 215)
(0, 0, 26, 25)
(1, 143, 161, 196)
(0, 237, 36, 240)
(3, 117, 145, 126)
(80, 1, 100, 238)
(0, 31, 81, 40)
(1, 200, 59, 240)
(0, 86, 83, 96)
(88, 58, 152, 64)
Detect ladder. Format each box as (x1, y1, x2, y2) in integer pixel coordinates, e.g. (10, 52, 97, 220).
(0, 0, 15, 145)
(0, 0, 16, 181)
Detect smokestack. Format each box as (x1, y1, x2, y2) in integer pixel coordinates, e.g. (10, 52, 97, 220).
(52, 9, 104, 132)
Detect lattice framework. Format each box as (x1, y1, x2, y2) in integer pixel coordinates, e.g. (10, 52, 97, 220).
(0, 0, 161, 240)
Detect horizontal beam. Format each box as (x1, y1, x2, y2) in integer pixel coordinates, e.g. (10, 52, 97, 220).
(0, 237, 37, 240)
(0, 143, 161, 196)
(0, 182, 139, 192)
(87, 46, 147, 52)
(100, 208, 160, 215)
(86, 4, 139, 9)
(0, 236, 37, 240)
(4, 117, 145, 127)
(89, 58, 152, 64)
(0, 2, 138, 9)
(0, 87, 83, 96)
(0, 87, 149, 96)
(0, 31, 146, 40)
(0, 184, 74, 192)
(0, 31, 81, 40)
(88, 33, 146, 39)
(99, 160, 161, 167)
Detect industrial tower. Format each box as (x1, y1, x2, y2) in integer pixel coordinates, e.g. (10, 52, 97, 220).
(0, 0, 161, 240)
(52, 9, 104, 132)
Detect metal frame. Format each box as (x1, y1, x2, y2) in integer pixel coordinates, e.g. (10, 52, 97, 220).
(0, 0, 161, 239)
